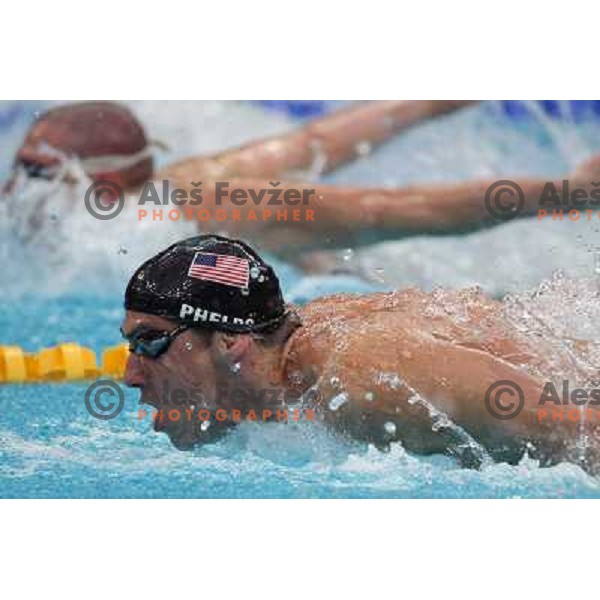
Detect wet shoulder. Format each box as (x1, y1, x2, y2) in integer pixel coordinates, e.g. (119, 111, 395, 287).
(296, 287, 501, 331)
(292, 289, 427, 357)
(291, 286, 508, 363)
(298, 288, 427, 324)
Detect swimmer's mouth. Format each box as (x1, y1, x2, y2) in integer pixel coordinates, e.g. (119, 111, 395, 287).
(153, 415, 166, 433)
(146, 398, 168, 432)
(137, 392, 165, 431)
(139, 390, 159, 409)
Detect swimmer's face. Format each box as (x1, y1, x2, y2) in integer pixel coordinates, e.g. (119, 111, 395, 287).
(122, 310, 233, 450)
(4, 142, 126, 221)
(1, 155, 101, 248)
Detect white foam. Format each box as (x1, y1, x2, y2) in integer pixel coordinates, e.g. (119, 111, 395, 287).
(336, 217, 600, 297)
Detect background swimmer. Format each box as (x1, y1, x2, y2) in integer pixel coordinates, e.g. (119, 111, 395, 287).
(6, 100, 600, 261)
(122, 234, 600, 473)
(2, 101, 469, 246)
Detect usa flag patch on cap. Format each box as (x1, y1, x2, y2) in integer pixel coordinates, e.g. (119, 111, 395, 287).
(188, 252, 250, 288)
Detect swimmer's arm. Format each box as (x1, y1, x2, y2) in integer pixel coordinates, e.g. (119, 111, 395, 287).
(162, 175, 552, 255)
(324, 332, 569, 445)
(160, 154, 600, 250)
(252, 171, 600, 237)
(156, 101, 475, 181)
(310, 154, 600, 234)
(304, 177, 568, 233)
(162, 164, 600, 255)
(173, 176, 551, 239)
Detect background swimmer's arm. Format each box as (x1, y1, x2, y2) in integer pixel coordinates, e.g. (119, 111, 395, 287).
(173, 176, 553, 239)
(317, 154, 600, 234)
(157, 101, 475, 181)
(268, 153, 600, 236)
(304, 178, 564, 233)
(162, 154, 600, 254)
(164, 175, 555, 255)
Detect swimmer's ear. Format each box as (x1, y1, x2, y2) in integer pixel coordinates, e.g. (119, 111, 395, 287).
(212, 332, 251, 366)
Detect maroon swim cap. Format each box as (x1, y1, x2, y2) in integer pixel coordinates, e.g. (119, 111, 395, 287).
(14, 101, 154, 190)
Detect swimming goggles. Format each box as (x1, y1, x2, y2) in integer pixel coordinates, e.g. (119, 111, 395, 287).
(121, 324, 189, 359)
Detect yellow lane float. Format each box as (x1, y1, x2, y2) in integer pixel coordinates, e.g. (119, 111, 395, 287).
(0, 343, 129, 383)
(101, 344, 129, 380)
(0, 346, 28, 383)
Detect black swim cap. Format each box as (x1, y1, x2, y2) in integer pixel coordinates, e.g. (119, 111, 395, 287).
(125, 235, 287, 333)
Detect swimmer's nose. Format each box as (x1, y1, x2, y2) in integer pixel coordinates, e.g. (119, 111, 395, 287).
(124, 352, 145, 388)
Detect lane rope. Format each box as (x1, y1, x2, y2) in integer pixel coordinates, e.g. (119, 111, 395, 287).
(0, 344, 128, 383)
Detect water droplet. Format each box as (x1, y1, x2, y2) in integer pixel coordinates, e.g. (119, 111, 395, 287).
(537, 281, 550, 295)
(376, 372, 403, 389)
(355, 140, 372, 156)
(230, 362, 241, 374)
(383, 421, 396, 436)
(184, 341, 193, 351)
(258, 275, 265, 283)
(594, 254, 600, 276)
(364, 391, 374, 402)
(329, 376, 341, 388)
(342, 248, 354, 262)
(308, 139, 329, 175)
(200, 420, 211, 431)
(372, 268, 386, 282)
(328, 392, 349, 411)
(431, 414, 451, 432)
(250, 266, 260, 279)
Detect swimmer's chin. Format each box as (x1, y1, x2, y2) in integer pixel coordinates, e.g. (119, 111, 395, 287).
(160, 424, 234, 451)
(166, 434, 197, 451)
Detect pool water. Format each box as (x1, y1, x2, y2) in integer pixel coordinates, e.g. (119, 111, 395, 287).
(2, 101, 600, 498)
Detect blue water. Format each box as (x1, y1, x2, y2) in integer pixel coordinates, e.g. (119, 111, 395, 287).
(2, 100, 600, 497)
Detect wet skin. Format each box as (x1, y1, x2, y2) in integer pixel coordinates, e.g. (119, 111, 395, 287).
(123, 288, 599, 469)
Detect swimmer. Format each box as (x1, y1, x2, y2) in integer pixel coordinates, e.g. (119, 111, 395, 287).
(1, 102, 155, 240)
(0, 100, 472, 251)
(8, 100, 600, 258)
(122, 234, 600, 472)
(4, 101, 153, 192)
